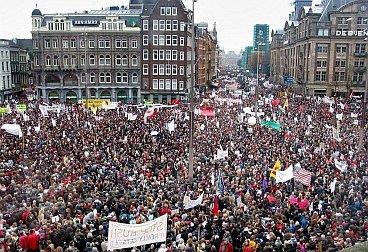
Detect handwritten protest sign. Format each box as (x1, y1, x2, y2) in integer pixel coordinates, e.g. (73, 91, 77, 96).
(108, 214, 167, 250)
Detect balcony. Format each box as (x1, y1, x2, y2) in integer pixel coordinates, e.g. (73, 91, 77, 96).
(44, 65, 60, 71)
(63, 80, 79, 86)
(354, 52, 367, 57)
(354, 66, 366, 72)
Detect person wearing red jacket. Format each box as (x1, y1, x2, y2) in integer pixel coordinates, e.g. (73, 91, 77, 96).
(27, 229, 40, 252)
(18, 230, 29, 251)
(218, 238, 233, 252)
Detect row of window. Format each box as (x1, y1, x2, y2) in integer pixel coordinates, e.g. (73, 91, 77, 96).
(150, 64, 185, 76)
(152, 79, 184, 91)
(37, 38, 139, 50)
(317, 44, 366, 53)
(316, 70, 366, 82)
(0, 51, 9, 58)
(1, 76, 11, 89)
(337, 17, 368, 25)
(39, 54, 139, 67)
(81, 72, 139, 84)
(143, 49, 185, 61)
(142, 19, 187, 32)
(144, 35, 185, 47)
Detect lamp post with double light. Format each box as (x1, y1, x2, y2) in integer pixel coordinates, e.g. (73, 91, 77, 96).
(358, 36, 368, 151)
(254, 38, 265, 118)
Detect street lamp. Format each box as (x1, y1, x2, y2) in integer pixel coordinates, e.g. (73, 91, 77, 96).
(188, 0, 197, 181)
(358, 36, 368, 151)
(83, 32, 88, 109)
(254, 40, 265, 118)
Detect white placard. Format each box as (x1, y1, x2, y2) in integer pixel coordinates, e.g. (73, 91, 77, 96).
(108, 214, 167, 250)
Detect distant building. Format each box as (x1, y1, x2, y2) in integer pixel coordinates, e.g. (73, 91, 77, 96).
(271, 0, 368, 96)
(221, 50, 241, 69)
(241, 46, 253, 70)
(249, 24, 270, 75)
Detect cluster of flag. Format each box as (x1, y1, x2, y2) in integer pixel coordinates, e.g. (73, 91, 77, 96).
(270, 160, 312, 187)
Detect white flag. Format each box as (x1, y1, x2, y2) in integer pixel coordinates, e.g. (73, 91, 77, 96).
(128, 113, 137, 121)
(330, 178, 337, 193)
(167, 119, 175, 132)
(276, 165, 294, 183)
(1, 124, 23, 137)
(184, 192, 204, 209)
(334, 159, 347, 172)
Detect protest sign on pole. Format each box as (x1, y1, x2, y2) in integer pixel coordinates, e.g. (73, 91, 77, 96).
(108, 214, 167, 250)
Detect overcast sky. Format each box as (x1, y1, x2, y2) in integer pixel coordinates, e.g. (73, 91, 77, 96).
(0, 0, 322, 53)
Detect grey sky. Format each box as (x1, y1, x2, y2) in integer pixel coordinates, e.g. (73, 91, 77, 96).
(0, 0, 321, 53)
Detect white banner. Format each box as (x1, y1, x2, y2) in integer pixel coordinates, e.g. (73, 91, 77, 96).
(184, 192, 204, 209)
(108, 214, 167, 250)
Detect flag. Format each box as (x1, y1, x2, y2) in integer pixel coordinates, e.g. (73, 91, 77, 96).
(293, 167, 312, 187)
(262, 177, 268, 191)
(1, 124, 23, 137)
(184, 192, 204, 209)
(334, 159, 347, 172)
(128, 113, 138, 121)
(167, 119, 175, 132)
(16, 104, 27, 112)
(171, 99, 180, 105)
(172, 162, 178, 178)
(260, 121, 281, 131)
(212, 195, 219, 216)
(270, 159, 281, 178)
(270, 98, 280, 107)
(215, 149, 228, 160)
(275, 165, 294, 183)
(144, 108, 158, 120)
(218, 174, 224, 193)
(330, 178, 337, 193)
(200, 106, 215, 117)
(284, 98, 289, 108)
(144, 99, 153, 106)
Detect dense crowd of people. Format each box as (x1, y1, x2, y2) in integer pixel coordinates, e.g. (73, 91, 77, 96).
(0, 79, 367, 252)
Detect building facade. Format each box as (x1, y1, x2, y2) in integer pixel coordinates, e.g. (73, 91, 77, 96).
(0, 40, 11, 103)
(271, 0, 368, 96)
(31, 5, 142, 103)
(132, 0, 192, 104)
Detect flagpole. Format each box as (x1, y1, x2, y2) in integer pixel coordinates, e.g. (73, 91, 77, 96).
(188, 0, 196, 181)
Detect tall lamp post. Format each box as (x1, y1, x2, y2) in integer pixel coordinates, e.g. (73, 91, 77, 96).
(188, 0, 197, 180)
(83, 32, 88, 109)
(254, 39, 265, 118)
(358, 37, 368, 151)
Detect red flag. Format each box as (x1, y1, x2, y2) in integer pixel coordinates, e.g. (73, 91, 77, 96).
(144, 108, 158, 119)
(171, 99, 180, 105)
(200, 106, 215, 117)
(271, 98, 280, 107)
(212, 195, 219, 216)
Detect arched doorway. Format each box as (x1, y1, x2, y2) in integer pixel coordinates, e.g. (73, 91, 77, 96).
(48, 91, 60, 101)
(100, 90, 111, 100)
(117, 90, 128, 103)
(65, 90, 78, 103)
(63, 74, 78, 86)
(45, 74, 60, 85)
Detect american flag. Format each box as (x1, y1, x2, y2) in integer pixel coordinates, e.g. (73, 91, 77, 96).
(293, 167, 312, 187)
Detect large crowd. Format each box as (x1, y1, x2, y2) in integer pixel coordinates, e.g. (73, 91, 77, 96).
(0, 79, 367, 252)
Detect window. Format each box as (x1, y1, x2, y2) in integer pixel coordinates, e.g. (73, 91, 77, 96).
(166, 35, 171, 46)
(99, 73, 105, 83)
(172, 20, 178, 31)
(44, 39, 51, 48)
(53, 56, 59, 66)
(116, 55, 122, 65)
(172, 65, 177, 75)
(132, 55, 138, 66)
(105, 40, 111, 48)
(357, 17, 368, 25)
(52, 39, 58, 48)
(159, 35, 165, 46)
(159, 64, 165, 75)
(80, 39, 86, 48)
(143, 20, 149, 30)
(172, 35, 178, 46)
(63, 55, 69, 66)
(172, 50, 178, 60)
(153, 64, 158, 75)
(116, 39, 122, 48)
(34, 56, 39, 66)
(353, 72, 364, 82)
(179, 66, 185, 75)
(316, 59, 327, 68)
(159, 20, 165, 30)
(153, 50, 159, 60)
(143, 35, 149, 46)
(172, 7, 177, 16)
(180, 51, 185, 61)
(131, 39, 138, 48)
(334, 72, 345, 81)
(81, 73, 86, 83)
(165, 79, 171, 90)
(105, 55, 111, 65)
(180, 37, 185, 46)
(45, 56, 51, 66)
(116, 73, 122, 83)
(143, 49, 149, 60)
(159, 50, 165, 60)
(355, 44, 366, 53)
(180, 22, 186, 31)
(33, 40, 39, 49)
(90, 72, 95, 83)
(336, 44, 347, 53)
(315, 71, 327, 81)
(337, 17, 351, 25)
(166, 7, 171, 16)
(89, 55, 95, 65)
(179, 81, 184, 90)
(143, 64, 149, 75)
(153, 79, 158, 89)
(354, 59, 365, 67)
(99, 55, 105, 65)
(153, 20, 158, 30)
(160, 7, 165, 15)
(122, 39, 128, 48)
(166, 50, 171, 60)
(62, 40, 69, 48)
(153, 35, 159, 45)
(159, 79, 164, 89)
(106, 73, 111, 83)
(70, 39, 76, 48)
(317, 29, 329, 36)
(317, 44, 328, 53)
(335, 60, 346, 68)
(166, 64, 171, 75)
(132, 73, 138, 83)
(122, 55, 128, 66)
(71, 55, 77, 65)
(122, 73, 128, 83)
(172, 79, 177, 90)
(89, 40, 95, 48)
(166, 20, 171, 30)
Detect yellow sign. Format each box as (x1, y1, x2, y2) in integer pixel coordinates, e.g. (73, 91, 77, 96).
(82, 99, 110, 109)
